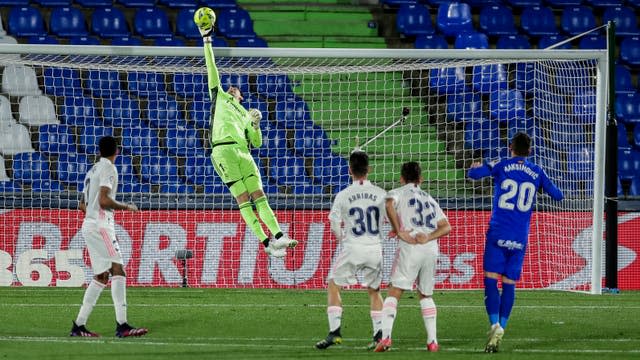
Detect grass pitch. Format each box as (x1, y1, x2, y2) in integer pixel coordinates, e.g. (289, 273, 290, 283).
(1, 288, 639, 359)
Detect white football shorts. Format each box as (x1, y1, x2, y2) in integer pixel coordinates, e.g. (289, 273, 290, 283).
(328, 242, 382, 289)
(82, 224, 123, 275)
(389, 241, 439, 295)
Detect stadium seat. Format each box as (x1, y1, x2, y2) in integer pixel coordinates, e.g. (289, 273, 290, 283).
(166, 128, 203, 157)
(0, 0, 30, 5)
(634, 124, 640, 148)
(293, 183, 325, 195)
(49, 7, 89, 37)
(188, 98, 211, 129)
(630, 176, 640, 196)
(127, 72, 166, 98)
(113, 154, 142, 185)
(549, 122, 587, 151)
(8, 7, 45, 37)
(464, 118, 503, 152)
(62, 96, 100, 127)
(86, 69, 123, 97)
(496, 34, 531, 49)
(79, 126, 113, 154)
(620, 36, 640, 66)
(567, 147, 595, 197)
(174, 72, 207, 99)
(117, 0, 157, 6)
(538, 35, 572, 49)
(235, 36, 268, 47)
(0, 123, 34, 155)
(200, 0, 237, 9)
(12, 151, 50, 184)
(454, 32, 489, 49)
(34, 0, 71, 4)
(216, 8, 255, 38)
(159, 0, 197, 7)
(274, 96, 314, 129)
(547, 0, 583, 6)
(256, 74, 293, 99)
(479, 5, 517, 36)
(176, 8, 200, 39)
(534, 92, 568, 121)
(121, 126, 162, 156)
(573, 89, 596, 124)
(436, 2, 472, 36)
(134, 8, 172, 38)
(615, 64, 635, 94)
(472, 64, 508, 94)
(44, 67, 82, 97)
(76, 0, 113, 6)
(119, 182, 151, 193)
(18, 95, 58, 126)
(619, 124, 631, 148)
(0, 179, 22, 192)
(429, 66, 468, 95)
(111, 36, 142, 46)
(293, 128, 332, 157)
(561, 6, 597, 36)
(140, 155, 183, 185)
(257, 126, 289, 157)
(0, 95, 15, 126)
(2, 64, 41, 97)
(184, 155, 217, 185)
(91, 7, 129, 38)
(270, 153, 313, 186)
(396, 4, 434, 37)
(618, 148, 640, 181)
(30, 179, 64, 192)
(27, 35, 59, 44)
(446, 92, 482, 122)
(380, 0, 418, 6)
(578, 35, 606, 49)
(414, 34, 448, 49)
(101, 96, 143, 128)
(489, 89, 526, 123)
(312, 155, 350, 188)
(154, 36, 185, 46)
(38, 124, 76, 155)
(69, 36, 100, 45)
(520, 6, 559, 37)
(585, 0, 624, 7)
(57, 152, 90, 189)
(505, 0, 542, 6)
(615, 91, 640, 124)
(0, 154, 8, 181)
(146, 95, 188, 129)
(602, 6, 638, 36)
(220, 74, 250, 95)
(506, 116, 535, 140)
(160, 183, 195, 194)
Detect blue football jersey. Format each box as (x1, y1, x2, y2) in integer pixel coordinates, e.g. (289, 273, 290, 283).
(468, 156, 564, 243)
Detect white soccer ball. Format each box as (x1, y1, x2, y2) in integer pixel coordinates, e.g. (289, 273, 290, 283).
(194, 7, 216, 30)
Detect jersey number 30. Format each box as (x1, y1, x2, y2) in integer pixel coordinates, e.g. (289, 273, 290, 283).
(498, 179, 535, 212)
(349, 206, 380, 236)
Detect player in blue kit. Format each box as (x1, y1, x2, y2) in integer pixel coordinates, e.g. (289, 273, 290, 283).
(467, 132, 564, 353)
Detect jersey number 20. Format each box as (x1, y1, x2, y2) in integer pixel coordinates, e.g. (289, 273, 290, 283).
(498, 179, 535, 212)
(348, 206, 380, 236)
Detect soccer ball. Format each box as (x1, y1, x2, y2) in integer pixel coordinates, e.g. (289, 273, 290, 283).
(194, 7, 216, 30)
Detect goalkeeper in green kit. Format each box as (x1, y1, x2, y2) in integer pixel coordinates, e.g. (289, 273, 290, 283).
(196, 7, 297, 258)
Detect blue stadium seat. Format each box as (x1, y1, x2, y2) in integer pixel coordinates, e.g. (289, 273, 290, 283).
(489, 89, 526, 123)
(203, 182, 228, 194)
(62, 96, 100, 127)
(44, 67, 82, 97)
(414, 34, 448, 49)
(619, 124, 631, 148)
(50, 7, 89, 37)
(429, 66, 468, 95)
(618, 148, 640, 181)
(121, 126, 162, 156)
(86, 69, 123, 97)
(114, 154, 142, 186)
(505, 0, 542, 6)
(111, 36, 142, 46)
(567, 147, 595, 197)
(256, 74, 293, 99)
(464, 118, 502, 152)
(28, 35, 59, 44)
(454, 32, 489, 49)
(396, 4, 434, 37)
(274, 96, 313, 129)
(159, 0, 197, 7)
(235, 36, 268, 47)
(547, 0, 583, 6)
(102, 96, 143, 128)
(616, 92, 640, 124)
(12, 152, 51, 184)
(38, 124, 76, 155)
(312, 155, 350, 187)
(615, 64, 635, 94)
(76, 0, 113, 6)
(166, 128, 203, 157)
(184, 155, 216, 185)
(174, 72, 207, 99)
(220, 74, 250, 95)
(176, 8, 200, 39)
(216, 8, 255, 38)
(134, 8, 172, 38)
(146, 95, 188, 129)
(119, 182, 151, 193)
(479, 5, 517, 36)
(514, 62, 535, 93)
(520, 6, 559, 36)
(0, 180, 22, 192)
(496, 34, 531, 49)
(538, 35, 572, 49)
(534, 92, 568, 121)
(472, 64, 508, 94)
(446, 92, 482, 122)
(634, 124, 640, 148)
(380, 0, 418, 6)
(620, 36, 640, 66)
(117, 0, 157, 6)
(8, 7, 45, 37)
(585, 0, 624, 7)
(91, 7, 129, 38)
(602, 6, 638, 36)
(257, 126, 288, 157)
(0, 0, 30, 5)
(270, 153, 313, 186)
(293, 183, 325, 195)
(561, 6, 596, 36)
(506, 116, 534, 140)
(578, 35, 606, 49)
(141, 155, 183, 185)
(127, 72, 166, 98)
(154, 36, 185, 46)
(630, 176, 640, 196)
(79, 126, 113, 154)
(188, 97, 211, 129)
(199, 0, 237, 9)
(436, 2, 472, 36)
(30, 179, 64, 192)
(160, 183, 195, 194)
(57, 152, 90, 189)
(69, 36, 100, 45)
(293, 128, 332, 157)
(549, 122, 587, 151)
(573, 89, 596, 124)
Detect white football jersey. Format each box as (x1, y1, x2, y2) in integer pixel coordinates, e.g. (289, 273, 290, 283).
(386, 183, 446, 238)
(82, 157, 118, 228)
(329, 179, 387, 245)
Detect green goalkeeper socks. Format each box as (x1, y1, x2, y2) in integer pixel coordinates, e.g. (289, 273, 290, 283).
(239, 202, 268, 242)
(254, 196, 282, 237)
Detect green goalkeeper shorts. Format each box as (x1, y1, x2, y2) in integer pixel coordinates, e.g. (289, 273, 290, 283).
(210, 144, 263, 195)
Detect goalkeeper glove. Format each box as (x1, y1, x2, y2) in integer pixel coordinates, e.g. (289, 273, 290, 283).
(247, 108, 262, 129)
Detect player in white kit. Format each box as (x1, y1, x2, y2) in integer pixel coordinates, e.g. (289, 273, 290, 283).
(315, 151, 387, 350)
(375, 161, 451, 353)
(70, 136, 148, 338)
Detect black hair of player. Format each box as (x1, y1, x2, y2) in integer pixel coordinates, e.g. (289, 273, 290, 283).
(400, 161, 421, 183)
(349, 151, 369, 178)
(99, 136, 118, 158)
(510, 132, 531, 156)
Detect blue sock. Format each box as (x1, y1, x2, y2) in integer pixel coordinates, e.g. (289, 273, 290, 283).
(484, 277, 500, 325)
(499, 282, 516, 329)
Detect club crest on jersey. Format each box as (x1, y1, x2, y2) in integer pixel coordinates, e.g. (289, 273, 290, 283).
(497, 239, 524, 250)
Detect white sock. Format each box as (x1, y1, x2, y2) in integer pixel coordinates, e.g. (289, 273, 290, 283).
(111, 275, 127, 325)
(370, 310, 383, 336)
(75, 279, 105, 326)
(381, 297, 398, 339)
(420, 297, 437, 344)
(327, 306, 342, 333)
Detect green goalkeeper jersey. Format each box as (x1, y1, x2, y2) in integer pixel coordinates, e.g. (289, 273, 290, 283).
(203, 42, 261, 150)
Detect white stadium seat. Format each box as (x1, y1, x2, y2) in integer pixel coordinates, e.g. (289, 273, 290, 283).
(2, 64, 42, 97)
(0, 123, 34, 155)
(18, 95, 58, 126)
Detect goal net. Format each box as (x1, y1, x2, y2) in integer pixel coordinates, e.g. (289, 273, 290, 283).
(0, 45, 606, 293)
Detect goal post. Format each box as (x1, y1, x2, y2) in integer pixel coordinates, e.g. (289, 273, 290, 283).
(0, 44, 607, 293)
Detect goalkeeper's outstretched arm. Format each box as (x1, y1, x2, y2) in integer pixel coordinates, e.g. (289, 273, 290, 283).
(203, 41, 221, 100)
